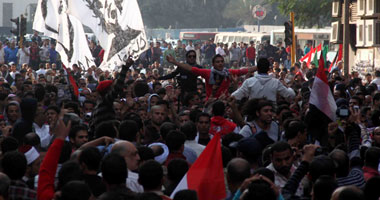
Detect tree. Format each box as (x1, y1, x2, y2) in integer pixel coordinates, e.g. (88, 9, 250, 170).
(268, 0, 332, 28)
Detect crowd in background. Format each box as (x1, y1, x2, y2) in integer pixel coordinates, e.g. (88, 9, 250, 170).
(0, 31, 377, 200)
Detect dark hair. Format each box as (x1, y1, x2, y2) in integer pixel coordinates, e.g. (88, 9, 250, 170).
(79, 146, 102, 171)
(101, 153, 127, 185)
(309, 155, 335, 183)
(283, 120, 306, 140)
(329, 149, 349, 178)
(257, 58, 270, 74)
(64, 101, 80, 116)
(83, 100, 96, 108)
(212, 54, 224, 64)
(364, 176, 380, 200)
(137, 146, 155, 162)
(123, 112, 143, 131)
(45, 105, 60, 114)
(2, 151, 27, 180)
(165, 130, 186, 152)
(270, 141, 292, 155)
(195, 112, 210, 123)
(58, 161, 83, 189)
(138, 160, 163, 190)
(119, 120, 139, 142)
(180, 121, 197, 140)
(186, 50, 196, 57)
(134, 81, 150, 97)
(243, 180, 276, 200)
(167, 158, 189, 183)
(159, 122, 178, 141)
(60, 181, 92, 200)
(313, 175, 338, 200)
(252, 168, 275, 182)
(69, 124, 88, 140)
(174, 190, 198, 200)
(95, 121, 118, 138)
(212, 101, 225, 116)
(1, 136, 19, 154)
(364, 147, 380, 169)
(227, 158, 251, 185)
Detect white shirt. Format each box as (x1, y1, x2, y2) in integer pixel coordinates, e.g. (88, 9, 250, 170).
(17, 47, 30, 65)
(127, 170, 144, 193)
(36, 68, 47, 76)
(186, 45, 195, 52)
(215, 46, 226, 56)
(185, 140, 205, 157)
(39, 46, 50, 62)
(33, 123, 52, 149)
(267, 163, 303, 196)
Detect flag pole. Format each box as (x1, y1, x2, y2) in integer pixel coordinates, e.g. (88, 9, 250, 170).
(290, 12, 296, 66)
(343, 0, 350, 79)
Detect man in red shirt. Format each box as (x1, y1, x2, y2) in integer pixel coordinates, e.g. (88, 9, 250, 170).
(246, 41, 256, 66)
(166, 54, 255, 99)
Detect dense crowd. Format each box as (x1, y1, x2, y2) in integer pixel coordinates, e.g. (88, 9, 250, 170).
(0, 31, 377, 200)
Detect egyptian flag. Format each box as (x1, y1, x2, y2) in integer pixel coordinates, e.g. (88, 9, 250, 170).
(62, 64, 79, 98)
(300, 44, 322, 67)
(307, 50, 337, 145)
(170, 133, 226, 200)
(328, 44, 343, 72)
(299, 46, 313, 64)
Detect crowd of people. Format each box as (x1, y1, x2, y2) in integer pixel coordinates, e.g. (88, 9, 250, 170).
(0, 31, 377, 200)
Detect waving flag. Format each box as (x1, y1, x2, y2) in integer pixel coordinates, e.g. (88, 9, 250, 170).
(328, 44, 343, 72)
(170, 133, 226, 200)
(33, 0, 95, 70)
(300, 44, 322, 67)
(66, 0, 149, 70)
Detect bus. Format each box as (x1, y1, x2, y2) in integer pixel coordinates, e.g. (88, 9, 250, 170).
(214, 32, 271, 47)
(270, 28, 331, 48)
(179, 32, 217, 45)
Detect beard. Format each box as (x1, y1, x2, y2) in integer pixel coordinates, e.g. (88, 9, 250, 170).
(276, 165, 291, 177)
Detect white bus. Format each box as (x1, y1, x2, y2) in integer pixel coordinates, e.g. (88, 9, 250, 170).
(214, 32, 271, 47)
(270, 28, 331, 48)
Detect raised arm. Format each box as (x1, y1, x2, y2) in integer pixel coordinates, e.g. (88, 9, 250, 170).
(166, 55, 192, 71)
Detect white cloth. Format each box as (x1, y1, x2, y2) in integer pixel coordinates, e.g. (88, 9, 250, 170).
(127, 170, 144, 193)
(33, 123, 52, 149)
(17, 47, 30, 65)
(371, 78, 380, 90)
(39, 46, 50, 62)
(148, 142, 169, 164)
(36, 69, 47, 76)
(184, 140, 205, 157)
(195, 132, 213, 144)
(215, 46, 226, 56)
(232, 74, 295, 102)
(186, 45, 195, 52)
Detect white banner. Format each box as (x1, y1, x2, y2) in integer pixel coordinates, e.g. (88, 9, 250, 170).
(33, 0, 95, 70)
(66, 0, 149, 71)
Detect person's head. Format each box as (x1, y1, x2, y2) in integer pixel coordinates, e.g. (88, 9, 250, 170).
(167, 158, 189, 184)
(165, 130, 186, 153)
(256, 100, 274, 125)
(212, 101, 225, 117)
(119, 120, 139, 142)
(186, 50, 197, 65)
(309, 155, 336, 183)
(5, 101, 20, 123)
(313, 175, 338, 200)
(83, 100, 95, 114)
(2, 151, 27, 180)
(241, 179, 277, 200)
(364, 147, 380, 169)
(257, 58, 270, 74)
(79, 146, 102, 173)
(138, 160, 163, 191)
(283, 120, 307, 148)
(178, 112, 190, 126)
(331, 186, 364, 200)
(150, 105, 167, 127)
(226, 158, 251, 190)
(329, 149, 349, 178)
(111, 141, 140, 171)
(173, 190, 198, 200)
(60, 181, 92, 200)
(364, 176, 380, 200)
(95, 120, 119, 138)
(180, 121, 197, 141)
(270, 142, 293, 177)
(101, 153, 127, 186)
(69, 125, 89, 149)
(45, 105, 60, 125)
(372, 127, 380, 146)
(196, 112, 211, 135)
(212, 54, 225, 71)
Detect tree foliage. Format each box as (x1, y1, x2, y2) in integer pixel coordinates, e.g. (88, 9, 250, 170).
(268, 0, 332, 28)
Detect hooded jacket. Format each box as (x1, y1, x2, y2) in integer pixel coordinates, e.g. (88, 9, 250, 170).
(232, 74, 295, 102)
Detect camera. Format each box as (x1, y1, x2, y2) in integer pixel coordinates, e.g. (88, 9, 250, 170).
(336, 105, 350, 118)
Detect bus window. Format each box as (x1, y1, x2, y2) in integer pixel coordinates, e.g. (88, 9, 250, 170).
(242, 37, 250, 43)
(223, 36, 228, 43)
(236, 36, 242, 43)
(228, 36, 234, 43)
